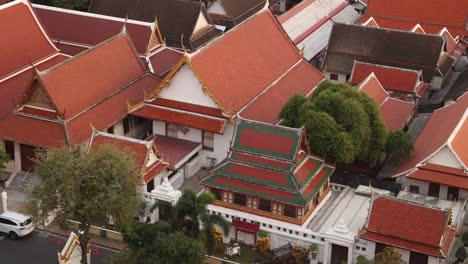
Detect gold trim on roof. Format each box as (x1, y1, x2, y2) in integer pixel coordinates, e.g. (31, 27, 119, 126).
(127, 99, 145, 112)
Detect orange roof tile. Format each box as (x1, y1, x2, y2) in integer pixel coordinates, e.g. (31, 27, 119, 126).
(408, 163, 468, 190)
(130, 104, 227, 134)
(0, 114, 66, 148)
(357, 73, 389, 105)
(380, 98, 415, 131)
(361, 196, 451, 257)
(39, 33, 147, 119)
(149, 97, 225, 118)
(148, 48, 183, 77)
(0, 0, 58, 79)
(190, 10, 302, 115)
(394, 93, 468, 176)
(365, 0, 468, 37)
(240, 60, 324, 124)
(351, 61, 421, 93)
(450, 111, 468, 168)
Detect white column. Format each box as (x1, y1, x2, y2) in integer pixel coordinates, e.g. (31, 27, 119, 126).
(113, 120, 124, 136)
(322, 241, 331, 264)
(14, 142, 21, 172)
(1, 191, 7, 212)
(347, 246, 353, 264)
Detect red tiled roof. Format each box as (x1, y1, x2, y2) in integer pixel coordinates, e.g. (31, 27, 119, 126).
(351, 61, 420, 93)
(302, 166, 332, 200)
(394, 93, 468, 176)
(357, 73, 389, 105)
(154, 135, 200, 167)
(439, 29, 458, 55)
(416, 82, 430, 97)
(20, 106, 58, 119)
(149, 97, 225, 118)
(232, 152, 292, 171)
(143, 162, 167, 184)
(149, 48, 183, 77)
(240, 60, 324, 124)
(65, 74, 158, 145)
(296, 158, 320, 183)
(408, 163, 468, 190)
(380, 98, 415, 131)
(450, 114, 468, 168)
(240, 127, 295, 156)
(365, 0, 468, 37)
(39, 33, 147, 119)
(91, 134, 149, 170)
(34, 5, 156, 55)
(0, 54, 69, 120)
(131, 105, 227, 134)
(54, 42, 88, 56)
(0, 114, 66, 148)
(361, 196, 449, 257)
(0, 0, 58, 79)
(190, 11, 302, 115)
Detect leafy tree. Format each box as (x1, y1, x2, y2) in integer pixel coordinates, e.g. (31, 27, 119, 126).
(374, 247, 403, 264)
(111, 221, 206, 264)
(0, 148, 9, 171)
(280, 80, 388, 166)
(152, 190, 230, 254)
(385, 130, 413, 160)
(31, 145, 142, 264)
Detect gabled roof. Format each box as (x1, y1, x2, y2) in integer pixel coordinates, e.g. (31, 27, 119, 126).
(408, 163, 468, 190)
(37, 31, 148, 119)
(240, 60, 324, 125)
(33, 4, 162, 55)
(88, 0, 221, 50)
(148, 47, 183, 77)
(393, 93, 468, 176)
(351, 61, 422, 94)
(360, 195, 455, 258)
(202, 119, 335, 207)
(0, 0, 58, 79)
(211, 0, 267, 26)
(188, 10, 303, 116)
(357, 73, 415, 131)
(364, 0, 468, 37)
(89, 131, 168, 184)
(324, 23, 444, 82)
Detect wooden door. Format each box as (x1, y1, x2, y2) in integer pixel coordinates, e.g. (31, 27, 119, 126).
(331, 244, 348, 264)
(20, 144, 36, 172)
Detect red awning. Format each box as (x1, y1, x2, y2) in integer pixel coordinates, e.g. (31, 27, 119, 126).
(232, 219, 259, 234)
(131, 104, 227, 134)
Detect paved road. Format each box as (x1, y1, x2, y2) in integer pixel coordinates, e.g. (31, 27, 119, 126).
(0, 230, 118, 264)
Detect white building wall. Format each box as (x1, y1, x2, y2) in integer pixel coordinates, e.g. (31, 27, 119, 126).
(176, 127, 202, 143)
(201, 122, 234, 166)
(428, 256, 441, 264)
(207, 1, 227, 15)
(394, 247, 410, 263)
(113, 120, 124, 136)
(325, 72, 347, 83)
(353, 240, 375, 263)
(158, 65, 219, 108)
(14, 142, 21, 172)
(153, 121, 166, 136)
(402, 178, 430, 196)
(427, 146, 464, 169)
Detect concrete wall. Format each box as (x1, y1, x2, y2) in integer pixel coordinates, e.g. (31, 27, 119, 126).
(427, 146, 464, 169)
(326, 72, 347, 83)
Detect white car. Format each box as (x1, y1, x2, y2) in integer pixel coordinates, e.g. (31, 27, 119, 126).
(0, 211, 34, 239)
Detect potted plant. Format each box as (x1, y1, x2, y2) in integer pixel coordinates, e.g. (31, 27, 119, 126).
(309, 243, 319, 260)
(456, 246, 466, 262)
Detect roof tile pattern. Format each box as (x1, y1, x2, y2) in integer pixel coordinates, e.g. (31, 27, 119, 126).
(408, 163, 468, 190)
(380, 98, 415, 132)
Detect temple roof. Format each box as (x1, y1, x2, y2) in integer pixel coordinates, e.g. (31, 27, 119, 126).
(202, 119, 334, 206)
(88, 0, 221, 50)
(393, 92, 468, 176)
(188, 10, 303, 116)
(33, 4, 161, 55)
(408, 163, 468, 190)
(209, 0, 267, 27)
(360, 195, 456, 258)
(362, 0, 468, 37)
(324, 23, 444, 82)
(0, 0, 58, 79)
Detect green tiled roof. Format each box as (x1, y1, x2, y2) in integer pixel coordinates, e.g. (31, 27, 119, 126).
(294, 157, 324, 189)
(302, 166, 334, 203)
(232, 121, 300, 161)
(230, 152, 294, 171)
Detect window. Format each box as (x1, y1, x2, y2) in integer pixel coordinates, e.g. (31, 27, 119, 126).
(346, 74, 350, 81)
(259, 199, 271, 212)
(0, 218, 16, 226)
(234, 193, 246, 206)
(166, 123, 177, 138)
(4, 140, 14, 160)
(428, 183, 440, 197)
(223, 192, 233, 203)
(211, 188, 222, 200)
(284, 204, 296, 218)
(447, 187, 459, 201)
(107, 126, 114, 134)
(146, 179, 154, 192)
(202, 131, 214, 151)
(123, 116, 130, 134)
(409, 185, 419, 194)
(330, 73, 339, 81)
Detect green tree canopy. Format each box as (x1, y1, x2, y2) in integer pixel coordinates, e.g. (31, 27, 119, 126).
(32, 0, 90, 11)
(386, 130, 414, 160)
(0, 148, 9, 171)
(279, 80, 390, 166)
(112, 221, 207, 264)
(31, 145, 142, 264)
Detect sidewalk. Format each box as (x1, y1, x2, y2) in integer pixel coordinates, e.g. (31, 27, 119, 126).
(43, 219, 127, 251)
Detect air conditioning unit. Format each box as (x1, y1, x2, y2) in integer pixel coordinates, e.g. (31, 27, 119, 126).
(185, 155, 202, 178)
